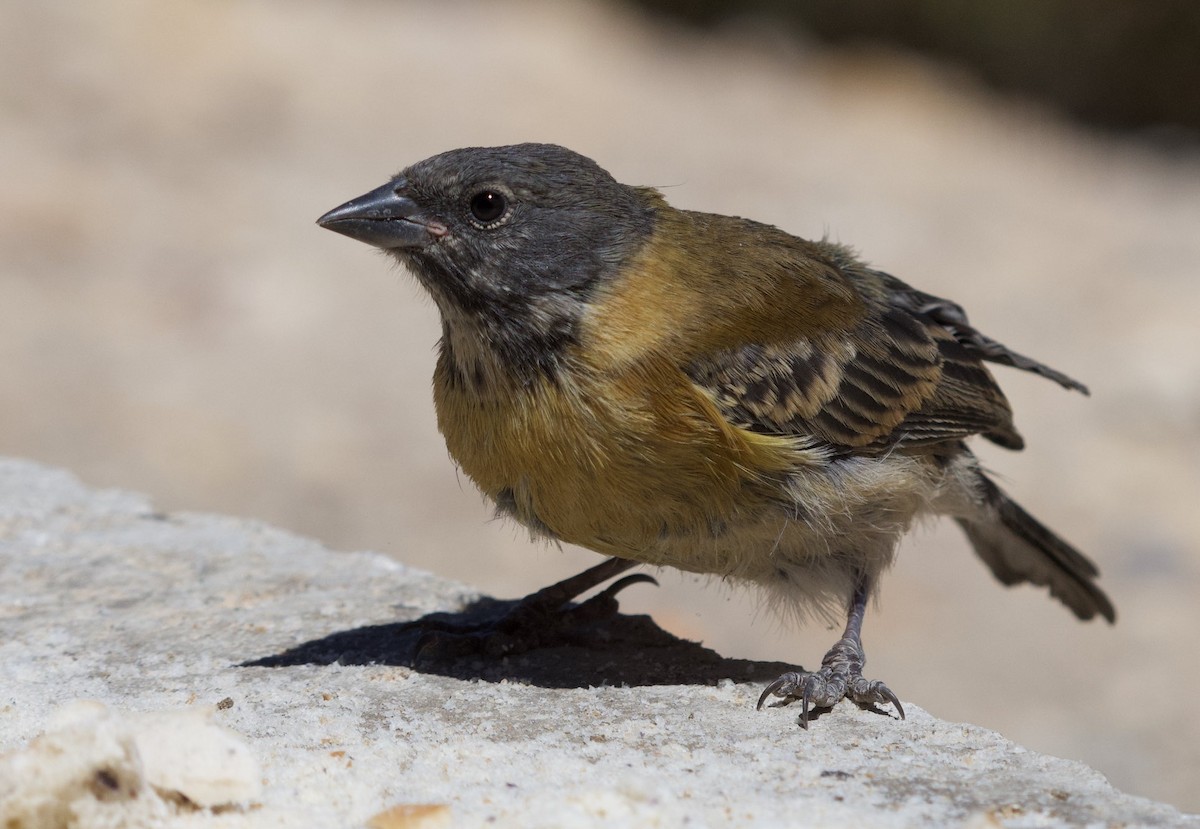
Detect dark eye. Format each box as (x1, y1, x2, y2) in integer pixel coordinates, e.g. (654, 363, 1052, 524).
(469, 190, 507, 224)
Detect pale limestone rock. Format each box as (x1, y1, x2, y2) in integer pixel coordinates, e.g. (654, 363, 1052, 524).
(1, 459, 1196, 829)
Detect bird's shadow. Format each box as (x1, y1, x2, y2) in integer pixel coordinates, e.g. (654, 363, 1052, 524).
(242, 594, 799, 689)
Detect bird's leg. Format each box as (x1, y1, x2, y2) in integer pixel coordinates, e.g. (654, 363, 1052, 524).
(757, 573, 904, 727)
(411, 556, 656, 660)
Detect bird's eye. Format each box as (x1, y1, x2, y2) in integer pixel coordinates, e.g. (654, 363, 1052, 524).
(469, 190, 507, 224)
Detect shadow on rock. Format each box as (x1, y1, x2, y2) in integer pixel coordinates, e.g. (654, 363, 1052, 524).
(242, 594, 798, 689)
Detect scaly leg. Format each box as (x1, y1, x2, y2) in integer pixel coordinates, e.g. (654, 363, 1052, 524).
(757, 573, 904, 727)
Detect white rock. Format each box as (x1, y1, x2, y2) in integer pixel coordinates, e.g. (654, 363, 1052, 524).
(0, 700, 260, 828)
(1, 458, 1196, 828)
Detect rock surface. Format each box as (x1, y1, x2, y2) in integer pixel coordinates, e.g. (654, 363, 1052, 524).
(2, 458, 1196, 828)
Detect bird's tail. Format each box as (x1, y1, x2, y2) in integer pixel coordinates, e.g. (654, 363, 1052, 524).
(956, 474, 1115, 623)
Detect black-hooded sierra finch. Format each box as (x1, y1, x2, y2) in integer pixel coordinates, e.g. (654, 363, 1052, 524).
(318, 143, 1113, 725)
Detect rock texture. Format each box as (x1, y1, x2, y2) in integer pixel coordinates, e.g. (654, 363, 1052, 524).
(2, 458, 1196, 828)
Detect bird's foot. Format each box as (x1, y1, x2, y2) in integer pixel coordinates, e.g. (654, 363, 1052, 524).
(755, 636, 904, 728)
(409, 560, 655, 662)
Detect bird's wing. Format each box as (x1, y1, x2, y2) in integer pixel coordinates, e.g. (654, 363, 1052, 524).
(878, 273, 1089, 395)
(687, 272, 1029, 454)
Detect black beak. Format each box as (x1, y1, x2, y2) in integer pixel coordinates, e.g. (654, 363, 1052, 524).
(317, 180, 445, 249)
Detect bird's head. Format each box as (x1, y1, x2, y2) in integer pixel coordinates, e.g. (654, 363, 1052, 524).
(319, 144, 656, 371)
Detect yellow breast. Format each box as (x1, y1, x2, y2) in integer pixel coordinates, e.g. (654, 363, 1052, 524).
(434, 344, 827, 566)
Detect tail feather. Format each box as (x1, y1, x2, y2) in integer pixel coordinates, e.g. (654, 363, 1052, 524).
(957, 476, 1115, 624)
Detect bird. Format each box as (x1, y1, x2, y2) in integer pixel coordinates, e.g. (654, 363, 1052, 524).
(317, 143, 1114, 726)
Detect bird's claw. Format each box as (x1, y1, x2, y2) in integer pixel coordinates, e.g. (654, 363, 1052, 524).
(756, 672, 800, 710)
(858, 679, 905, 722)
(408, 563, 656, 664)
(757, 668, 904, 728)
(567, 573, 658, 621)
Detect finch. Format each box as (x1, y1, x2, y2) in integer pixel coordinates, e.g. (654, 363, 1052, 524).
(318, 143, 1113, 725)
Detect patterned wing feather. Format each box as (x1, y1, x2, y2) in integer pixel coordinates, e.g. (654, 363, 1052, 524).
(688, 275, 1024, 454)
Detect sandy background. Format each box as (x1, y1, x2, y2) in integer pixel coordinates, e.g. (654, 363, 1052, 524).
(2, 0, 1198, 812)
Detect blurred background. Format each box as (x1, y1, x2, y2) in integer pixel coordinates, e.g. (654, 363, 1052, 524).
(2, 0, 1198, 811)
